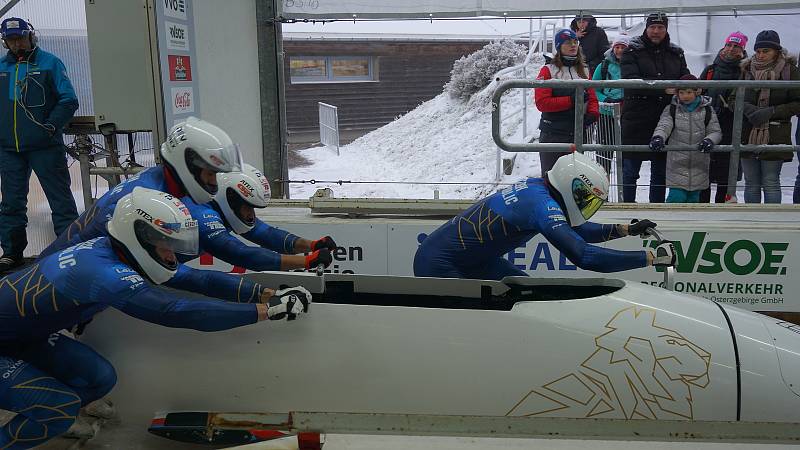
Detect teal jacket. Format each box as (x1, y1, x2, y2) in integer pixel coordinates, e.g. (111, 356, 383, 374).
(0, 47, 78, 152)
(592, 49, 623, 116)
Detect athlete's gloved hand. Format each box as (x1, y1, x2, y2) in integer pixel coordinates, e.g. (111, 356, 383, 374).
(304, 248, 332, 269)
(628, 219, 657, 238)
(310, 235, 337, 252)
(267, 286, 312, 321)
(583, 114, 597, 128)
(652, 242, 677, 267)
(649, 135, 665, 152)
(698, 138, 714, 153)
(746, 106, 775, 127)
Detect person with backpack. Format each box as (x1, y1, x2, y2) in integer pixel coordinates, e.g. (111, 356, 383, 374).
(731, 30, 800, 203)
(534, 28, 600, 176)
(649, 74, 722, 203)
(699, 32, 748, 203)
(592, 34, 629, 174)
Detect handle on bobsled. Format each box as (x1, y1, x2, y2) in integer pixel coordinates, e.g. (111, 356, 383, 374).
(645, 227, 675, 291)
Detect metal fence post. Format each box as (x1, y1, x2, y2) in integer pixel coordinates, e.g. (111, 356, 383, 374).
(613, 103, 624, 201)
(727, 87, 746, 201)
(573, 88, 585, 152)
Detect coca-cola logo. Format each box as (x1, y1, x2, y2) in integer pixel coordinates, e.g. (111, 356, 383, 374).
(175, 92, 191, 109)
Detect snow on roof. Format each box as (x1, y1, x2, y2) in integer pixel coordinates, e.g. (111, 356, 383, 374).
(283, 32, 528, 42)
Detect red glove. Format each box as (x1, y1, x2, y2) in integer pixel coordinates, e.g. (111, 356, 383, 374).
(310, 235, 337, 252)
(304, 248, 332, 269)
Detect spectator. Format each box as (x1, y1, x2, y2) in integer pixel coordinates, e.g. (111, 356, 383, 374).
(535, 28, 600, 176)
(699, 32, 748, 203)
(620, 12, 690, 203)
(650, 74, 722, 203)
(570, 14, 610, 74)
(592, 34, 629, 174)
(734, 30, 800, 203)
(0, 17, 78, 272)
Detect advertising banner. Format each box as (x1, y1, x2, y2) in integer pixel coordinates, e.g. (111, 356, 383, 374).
(187, 218, 800, 313)
(156, 0, 200, 127)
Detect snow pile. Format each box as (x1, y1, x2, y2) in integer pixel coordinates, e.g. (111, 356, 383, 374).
(290, 45, 544, 200)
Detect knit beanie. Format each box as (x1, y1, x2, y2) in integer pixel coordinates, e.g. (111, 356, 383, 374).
(612, 35, 630, 48)
(645, 12, 668, 29)
(554, 28, 578, 51)
(754, 30, 781, 50)
(724, 31, 748, 49)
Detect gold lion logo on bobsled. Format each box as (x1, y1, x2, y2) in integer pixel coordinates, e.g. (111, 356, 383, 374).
(506, 306, 711, 420)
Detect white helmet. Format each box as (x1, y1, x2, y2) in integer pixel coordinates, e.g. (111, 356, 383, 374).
(107, 187, 199, 284)
(160, 117, 243, 204)
(546, 152, 609, 226)
(214, 164, 271, 234)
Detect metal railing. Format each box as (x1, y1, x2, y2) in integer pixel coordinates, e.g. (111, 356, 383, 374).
(492, 79, 800, 200)
(585, 102, 624, 200)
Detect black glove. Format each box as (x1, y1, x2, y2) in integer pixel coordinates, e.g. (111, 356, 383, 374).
(649, 135, 665, 152)
(746, 106, 775, 127)
(742, 103, 758, 117)
(267, 286, 312, 321)
(583, 115, 597, 128)
(652, 242, 677, 267)
(310, 235, 337, 252)
(304, 248, 332, 270)
(697, 138, 714, 153)
(628, 219, 657, 238)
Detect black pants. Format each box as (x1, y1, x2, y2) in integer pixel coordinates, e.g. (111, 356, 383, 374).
(538, 129, 572, 177)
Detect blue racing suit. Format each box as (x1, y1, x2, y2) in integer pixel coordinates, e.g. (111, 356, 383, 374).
(413, 178, 647, 279)
(185, 199, 299, 270)
(0, 237, 261, 449)
(40, 166, 297, 292)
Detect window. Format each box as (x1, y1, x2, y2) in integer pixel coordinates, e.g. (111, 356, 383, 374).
(290, 56, 375, 83)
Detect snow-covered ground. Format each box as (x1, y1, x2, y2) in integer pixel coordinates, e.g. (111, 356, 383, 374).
(291, 54, 545, 200)
(289, 57, 800, 203)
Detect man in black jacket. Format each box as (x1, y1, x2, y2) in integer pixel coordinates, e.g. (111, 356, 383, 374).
(620, 12, 690, 203)
(571, 14, 609, 74)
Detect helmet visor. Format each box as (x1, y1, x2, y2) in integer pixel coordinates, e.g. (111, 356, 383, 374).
(572, 178, 605, 220)
(188, 143, 243, 174)
(226, 187, 257, 227)
(134, 218, 199, 257)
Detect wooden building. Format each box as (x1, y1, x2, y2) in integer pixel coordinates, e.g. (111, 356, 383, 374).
(282, 33, 498, 143)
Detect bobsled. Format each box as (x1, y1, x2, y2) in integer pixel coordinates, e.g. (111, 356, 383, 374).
(80, 270, 800, 444)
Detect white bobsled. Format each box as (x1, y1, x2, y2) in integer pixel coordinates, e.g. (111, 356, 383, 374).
(81, 272, 800, 435)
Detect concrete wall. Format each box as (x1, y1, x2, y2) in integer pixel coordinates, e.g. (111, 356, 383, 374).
(193, 0, 264, 170)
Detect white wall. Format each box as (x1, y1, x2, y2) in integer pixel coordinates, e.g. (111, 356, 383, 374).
(193, 0, 264, 170)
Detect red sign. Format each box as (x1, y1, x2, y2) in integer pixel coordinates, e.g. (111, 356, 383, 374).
(168, 55, 192, 81)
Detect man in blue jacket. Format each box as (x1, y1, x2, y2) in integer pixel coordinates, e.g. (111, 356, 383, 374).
(0, 188, 311, 449)
(0, 18, 79, 272)
(414, 153, 676, 279)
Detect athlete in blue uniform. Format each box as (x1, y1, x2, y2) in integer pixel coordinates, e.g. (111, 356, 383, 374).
(0, 188, 311, 449)
(414, 153, 676, 279)
(196, 163, 337, 271)
(41, 120, 334, 276)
